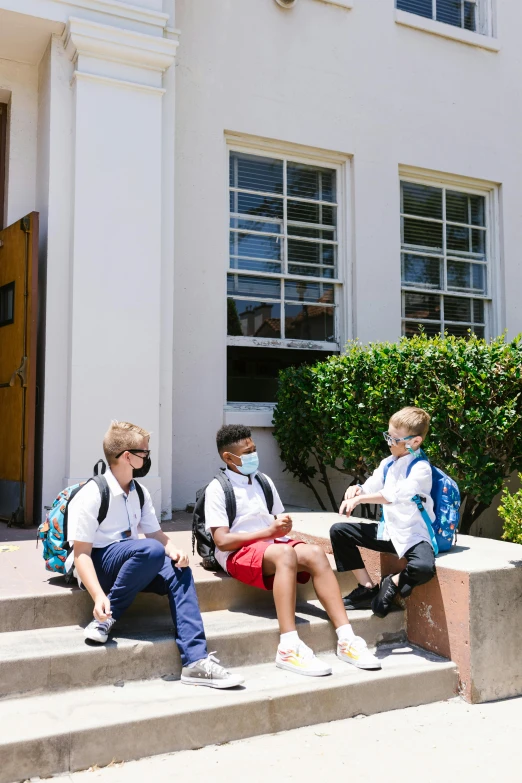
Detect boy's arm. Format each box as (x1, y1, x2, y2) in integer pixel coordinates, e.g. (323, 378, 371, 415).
(73, 541, 112, 621)
(340, 460, 388, 515)
(381, 460, 432, 505)
(211, 515, 292, 552)
(205, 476, 291, 551)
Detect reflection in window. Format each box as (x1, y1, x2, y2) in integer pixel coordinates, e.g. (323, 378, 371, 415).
(400, 180, 489, 338)
(227, 150, 342, 401)
(396, 0, 481, 33)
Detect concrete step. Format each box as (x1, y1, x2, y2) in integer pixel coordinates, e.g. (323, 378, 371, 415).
(0, 603, 405, 699)
(0, 645, 458, 783)
(0, 535, 356, 633)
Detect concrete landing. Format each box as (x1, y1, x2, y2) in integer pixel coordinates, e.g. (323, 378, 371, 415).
(0, 644, 458, 783)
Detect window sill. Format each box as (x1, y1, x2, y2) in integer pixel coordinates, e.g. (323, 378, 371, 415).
(315, 0, 353, 9)
(395, 10, 500, 52)
(224, 403, 275, 428)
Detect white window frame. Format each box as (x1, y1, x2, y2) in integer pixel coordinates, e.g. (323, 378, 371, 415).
(396, 0, 493, 35)
(398, 166, 502, 340)
(224, 133, 352, 409)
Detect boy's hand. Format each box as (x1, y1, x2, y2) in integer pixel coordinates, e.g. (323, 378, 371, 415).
(344, 484, 362, 501)
(93, 594, 112, 622)
(271, 514, 293, 537)
(169, 548, 189, 567)
(339, 495, 361, 517)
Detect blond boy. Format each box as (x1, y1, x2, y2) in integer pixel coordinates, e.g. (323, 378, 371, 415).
(68, 421, 243, 688)
(330, 407, 436, 618)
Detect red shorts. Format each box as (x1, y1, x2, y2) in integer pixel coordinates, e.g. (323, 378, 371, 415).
(226, 539, 311, 591)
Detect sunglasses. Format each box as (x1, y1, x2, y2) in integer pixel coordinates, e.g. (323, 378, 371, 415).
(115, 449, 151, 459)
(382, 432, 415, 447)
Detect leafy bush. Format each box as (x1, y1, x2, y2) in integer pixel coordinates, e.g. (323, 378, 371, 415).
(499, 476, 522, 545)
(273, 333, 522, 534)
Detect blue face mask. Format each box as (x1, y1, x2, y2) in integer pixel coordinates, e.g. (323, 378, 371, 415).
(237, 452, 259, 476)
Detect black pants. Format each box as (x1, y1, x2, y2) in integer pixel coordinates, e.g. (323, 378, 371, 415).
(330, 521, 436, 598)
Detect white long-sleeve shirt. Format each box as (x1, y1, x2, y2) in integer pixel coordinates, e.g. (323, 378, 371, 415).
(360, 451, 435, 557)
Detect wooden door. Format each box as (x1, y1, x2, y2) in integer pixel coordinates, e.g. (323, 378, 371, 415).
(0, 213, 38, 526)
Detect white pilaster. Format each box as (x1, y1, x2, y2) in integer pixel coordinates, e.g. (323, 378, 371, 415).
(62, 17, 177, 511)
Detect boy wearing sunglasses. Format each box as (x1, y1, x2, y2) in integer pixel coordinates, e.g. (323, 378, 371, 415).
(68, 420, 244, 689)
(330, 407, 436, 618)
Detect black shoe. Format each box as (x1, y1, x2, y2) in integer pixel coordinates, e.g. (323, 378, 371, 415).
(343, 584, 379, 610)
(371, 575, 399, 618)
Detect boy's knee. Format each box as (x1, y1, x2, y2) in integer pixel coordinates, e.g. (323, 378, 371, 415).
(329, 522, 345, 541)
(141, 538, 166, 563)
(299, 544, 328, 570)
(330, 521, 356, 544)
(276, 545, 298, 568)
(409, 560, 436, 585)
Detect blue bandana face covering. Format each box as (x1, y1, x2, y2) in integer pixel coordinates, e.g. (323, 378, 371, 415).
(237, 452, 259, 476)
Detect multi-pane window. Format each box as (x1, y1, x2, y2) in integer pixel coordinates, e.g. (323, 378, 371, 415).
(401, 181, 489, 338)
(227, 151, 341, 402)
(396, 0, 488, 34)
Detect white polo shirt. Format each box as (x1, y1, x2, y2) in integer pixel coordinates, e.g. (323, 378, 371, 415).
(67, 468, 161, 549)
(204, 468, 285, 572)
(360, 451, 435, 557)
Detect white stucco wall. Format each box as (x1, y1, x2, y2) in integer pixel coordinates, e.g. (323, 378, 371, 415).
(0, 57, 38, 226)
(172, 0, 522, 516)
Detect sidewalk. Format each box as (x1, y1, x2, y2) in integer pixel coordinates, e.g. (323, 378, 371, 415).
(43, 696, 518, 783)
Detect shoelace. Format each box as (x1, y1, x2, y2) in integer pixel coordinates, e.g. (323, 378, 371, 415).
(340, 635, 366, 651)
(200, 652, 229, 677)
(96, 618, 115, 634)
(296, 642, 314, 660)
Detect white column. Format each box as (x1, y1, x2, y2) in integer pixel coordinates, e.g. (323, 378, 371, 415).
(62, 18, 177, 511)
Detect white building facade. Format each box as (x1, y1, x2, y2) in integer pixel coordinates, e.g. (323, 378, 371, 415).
(0, 0, 519, 529)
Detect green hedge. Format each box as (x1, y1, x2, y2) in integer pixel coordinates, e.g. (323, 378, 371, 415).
(273, 333, 522, 534)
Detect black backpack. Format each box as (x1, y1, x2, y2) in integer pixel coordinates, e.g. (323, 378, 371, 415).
(192, 469, 274, 571)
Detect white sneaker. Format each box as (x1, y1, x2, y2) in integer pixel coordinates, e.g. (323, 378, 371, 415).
(276, 640, 332, 677)
(84, 617, 116, 644)
(337, 635, 382, 670)
(180, 653, 245, 689)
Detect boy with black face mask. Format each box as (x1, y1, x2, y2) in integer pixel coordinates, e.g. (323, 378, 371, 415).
(68, 420, 243, 689)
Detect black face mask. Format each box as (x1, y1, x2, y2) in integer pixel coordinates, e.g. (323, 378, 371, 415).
(133, 456, 151, 478)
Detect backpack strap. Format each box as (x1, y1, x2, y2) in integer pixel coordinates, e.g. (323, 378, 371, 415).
(382, 458, 395, 484)
(405, 448, 428, 478)
(93, 459, 107, 476)
(134, 481, 145, 512)
(215, 470, 237, 526)
(90, 474, 110, 524)
(412, 493, 439, 556)
(255, 472, 274, 514)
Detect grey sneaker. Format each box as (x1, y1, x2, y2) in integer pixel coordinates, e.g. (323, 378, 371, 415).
(84, 617, 116, 643)
(181, 653, 245, 689)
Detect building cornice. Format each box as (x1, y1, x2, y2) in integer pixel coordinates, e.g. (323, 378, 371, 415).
(55, 0, 169, 31)
(64, 16, 178, 73)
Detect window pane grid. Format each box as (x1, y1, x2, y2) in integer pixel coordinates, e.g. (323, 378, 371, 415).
(229, 151, 340, 344)
(401, 180, 489, 338)
(396, 0, 479, 33)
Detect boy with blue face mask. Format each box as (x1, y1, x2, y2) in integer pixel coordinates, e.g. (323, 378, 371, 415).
(205, 424, 381, 676)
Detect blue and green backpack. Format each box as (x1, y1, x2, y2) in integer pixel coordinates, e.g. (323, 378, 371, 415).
(37, 460, 144, 582)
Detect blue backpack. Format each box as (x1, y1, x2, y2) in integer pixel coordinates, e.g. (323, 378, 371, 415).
(382, 450, 460, 556)
(37, 460, 144, 582)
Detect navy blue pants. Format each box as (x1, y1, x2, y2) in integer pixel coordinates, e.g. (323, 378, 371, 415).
(91, 538, 208, 666)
